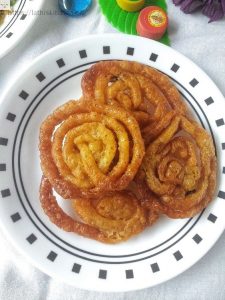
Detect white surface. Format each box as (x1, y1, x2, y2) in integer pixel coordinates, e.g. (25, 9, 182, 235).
(0, 0, 225, 298)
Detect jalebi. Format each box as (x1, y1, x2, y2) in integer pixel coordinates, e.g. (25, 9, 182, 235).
(82, 60, 187, 144)
(40, 176, 148, 243)
(39, 100, 145, 199)
(143, 115, 217, 218)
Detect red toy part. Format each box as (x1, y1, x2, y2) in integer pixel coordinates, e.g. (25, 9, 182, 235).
(137, 6, 168, 40)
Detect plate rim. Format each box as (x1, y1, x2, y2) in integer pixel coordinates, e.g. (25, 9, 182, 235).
(0, 0, 45, 59)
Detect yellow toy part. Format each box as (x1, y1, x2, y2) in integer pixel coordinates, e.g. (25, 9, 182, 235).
(116, 0, 145, 12)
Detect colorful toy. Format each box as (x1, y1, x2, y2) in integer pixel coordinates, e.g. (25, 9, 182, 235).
(137, 6, 168, 40)
(59, 0, 92, 17)
(116, 0, 145, 12)
(98, 0, 170, 45)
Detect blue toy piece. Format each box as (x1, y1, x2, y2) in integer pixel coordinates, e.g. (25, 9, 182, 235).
(59, 0, 92, 17)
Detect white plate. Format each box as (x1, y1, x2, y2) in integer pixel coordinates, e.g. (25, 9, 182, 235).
(0, 0, 44, 59)
(0, 34, 224, 292)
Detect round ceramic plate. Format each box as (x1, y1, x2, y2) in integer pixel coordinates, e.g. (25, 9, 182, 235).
(0, 0, 44, 59)
(0, 34, 224, 292)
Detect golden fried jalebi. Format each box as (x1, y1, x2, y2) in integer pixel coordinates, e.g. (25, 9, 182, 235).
(73, 191, 147, 243)
(82, 61, 187, 143)
(39, 60, 217, 243)
(40, 176, 108, 243)
(39, 100, 145, 199)
(143, 115, 217, 218)
(128, 169, 160, 226)
(40, 176, 148, 243)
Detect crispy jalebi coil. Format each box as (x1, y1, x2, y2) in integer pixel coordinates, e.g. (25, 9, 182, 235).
(39, 100, 145, 199)
(73, 191, 147, 243)
(40, 176, 108, 243)
(128, 170, 160, 226)
(40, 177, 147, 243)
(143, 115, 217, 218)
(82, 61, 187, 143)
(118, 60, 186, 114)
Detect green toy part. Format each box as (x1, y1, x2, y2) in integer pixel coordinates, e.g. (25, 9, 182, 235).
(98, 0, 170, 45)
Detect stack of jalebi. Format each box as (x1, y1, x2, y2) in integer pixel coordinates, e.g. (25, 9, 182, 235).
(39, 60, 217, 244)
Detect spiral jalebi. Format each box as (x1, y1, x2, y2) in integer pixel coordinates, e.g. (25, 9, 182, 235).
(82, 61, 187, 144)
(40, 176, 149, 243)
(73, 191, 149, 243)
(143, 115, 217, 218)
(39, 99, 145, 200)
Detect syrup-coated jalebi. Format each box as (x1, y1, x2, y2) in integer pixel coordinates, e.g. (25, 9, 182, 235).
(40, 176, 148, 243)
(39, 100, 145, 199)
(38, 60, 217, 244)
(82, 61, 187, 144)
(143, 115, 217, 218)
(73, 191, 148, 243)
